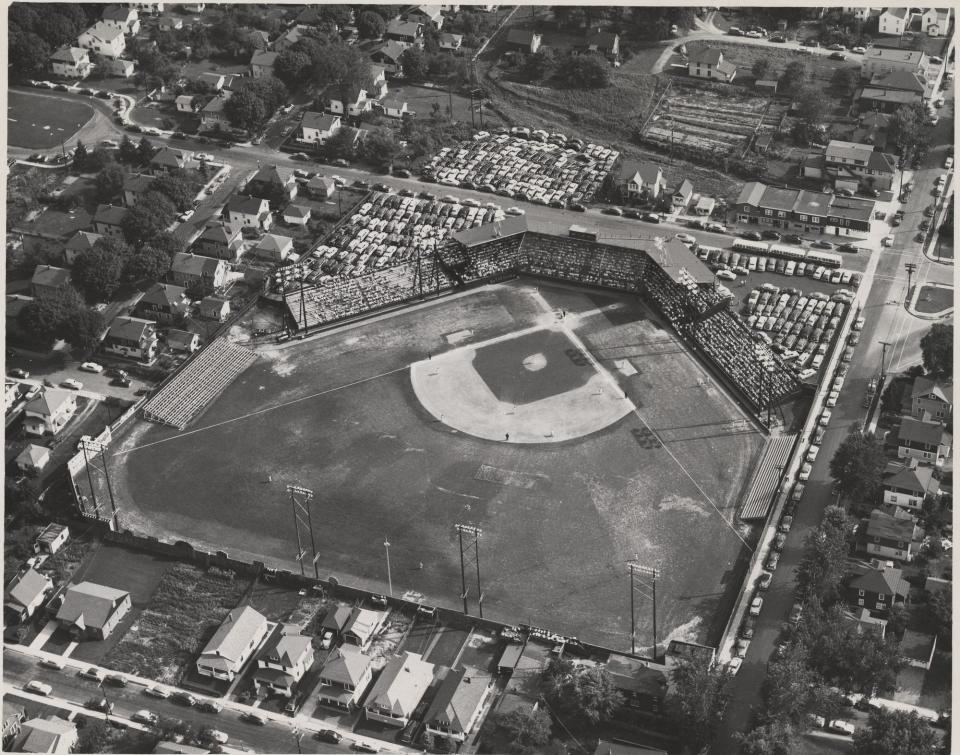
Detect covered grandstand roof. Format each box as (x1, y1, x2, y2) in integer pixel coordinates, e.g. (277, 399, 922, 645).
(452, 216, 528, 247)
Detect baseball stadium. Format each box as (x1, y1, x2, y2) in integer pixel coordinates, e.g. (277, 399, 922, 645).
(82, 216, 805, 652)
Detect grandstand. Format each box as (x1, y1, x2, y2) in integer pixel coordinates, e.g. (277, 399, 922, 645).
(142, 338, 257, 430)
(282, 217, 801, 415)
(739, 433, 798, 520)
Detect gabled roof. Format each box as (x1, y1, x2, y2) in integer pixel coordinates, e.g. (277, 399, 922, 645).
(848, 565, 907, 597)
(604, 653, 669, 699)
(6, 568, 52, 610)
(250, 165, 293, 186)
(380, 96, 407, 110)
(15, 444, 50, 469)
(506, 28, 539, 45)
(18, 717, 77, 754)
(424, 666, 492, 733)
(198, 224, 240, 244)
(870, 69, 926, 93)
(716, 59, 737, 77)
(826, 139, 875, 163)
(256, 233, 293, 253)
(140, 282, 187, 308)
(228, 195, 269, 216)
(150, 147, 187, 168)
(585, 30, 619, 48)
(94, 204, 130, 225)
(900, 628, 936, 661)
(674, 179, 694, 199)
(387, 18, 423, 37)
(439, 32, 463, 46)
(200, 295, 230, 310)
(102, 4, 137, 22)
(859, 86, 922, 105)
(321, 604, 353, 632)
(82, 22, 124, 43)
(199, 605, 268, 666)
(31, 265, 71, 288)
(410, 4, 443, 21)
(899, 417, 950, 446)
(172, 252, 225, 277)
(123, 172, 156, 193)
(51, 46, 88, 64)
(910, 376, 951, 405)
(689, 47, 723, 65)
(864, 508, 919, 542)
(736, 181, 767, 207)
(108, 316, 154, 343)
(202, 91, 232, 114)
(884, 461, 937, 495)
(308, 176, 336, 192)
(373, 39, 407, 63)
(841, 607, 887, 636)
(302, 111, 340, 131)
(344, 607, 385, 643)
(259, 627, 311, 667)
(284, 204, 311, 219)
(251, 50, 279, 68)
(56, 581, 129, 631)
(320, 643, 372, 686)
(197, 71, 225, 86)
(882, 7, 909, 19)
(365, 651, 435, 717)
(25, 389, 75, 418)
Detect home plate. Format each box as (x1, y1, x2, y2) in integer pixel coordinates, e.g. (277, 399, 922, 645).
(614, 359, 637, 377)
(445, 329, 472, 345)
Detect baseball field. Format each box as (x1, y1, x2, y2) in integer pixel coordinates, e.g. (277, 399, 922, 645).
(110, 279, 765, 651)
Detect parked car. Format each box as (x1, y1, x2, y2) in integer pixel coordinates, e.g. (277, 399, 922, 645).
(506, 206, 525, 216)
(79, 667, 104, 682)
(9, 368, 29, 379)
(779, 515, 794, 533)
(602, 207, 623, 216)
(675, 232, 697, 245)
(171, 691, 198, 707)
(60, 378, 83, 390)
(25, 681, 52, 696)
(789, 601, 804, 625)
(818, 409, 832, 426)
(828, 720, 855, 736)
(206, 730, 229, 745)
(79, 362, 103, 373)
(195, 153, 215, 162)
(39, 658, 66, 670)
(716, 269, 737, 281)
(105, 674, 128, 687)
(132, 710, 159, 726)
(741, 230, 763, 241)
(726, 657, 743, 675)
(761, 230, 781, 240)
(766, 552, 780, 570)
(240, 712, 267, 725)
(740, 616, 755, 639)
(352, 743, 380, 754)
(756, 571, 773, 590)
(641, 213, 661, 223)
(569, 203, 587, 212)
(145, 685, 170, 698)
(829, 52, 846, 60)
(772, 532, 787, 551)
(316, 730, 343, 744)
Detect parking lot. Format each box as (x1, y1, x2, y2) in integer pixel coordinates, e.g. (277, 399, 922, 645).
(422, 132, 619, 205)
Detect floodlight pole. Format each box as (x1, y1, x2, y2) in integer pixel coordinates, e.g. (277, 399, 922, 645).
(80, 439, 119, 531)
(455, 524, 483, 616)
(287, 485, 319, 578)
(629, 562, 661, 658)
(457, 525, 469, 614)
(627, 562, 637, 655)
(383, 537, 393, 597)
(878, 340, 892, 381)
(80, 442, 99, 519)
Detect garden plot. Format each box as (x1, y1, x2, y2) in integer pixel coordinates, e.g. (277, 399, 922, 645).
(273, 193, 504, 294)
(423, 133, 619, 204)
(644, 88, 772, 155)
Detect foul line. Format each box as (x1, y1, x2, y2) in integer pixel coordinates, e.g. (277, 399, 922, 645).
(111, 363, 411, 457)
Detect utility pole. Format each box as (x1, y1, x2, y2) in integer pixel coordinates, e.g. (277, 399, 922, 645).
(383, 536, 393, 596)
(287, 485, 320, 578)
(878, 340, 892, 380)
(455, 524, 483, 617)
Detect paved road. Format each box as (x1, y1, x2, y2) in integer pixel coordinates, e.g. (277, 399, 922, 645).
(3, 646, 388, 754)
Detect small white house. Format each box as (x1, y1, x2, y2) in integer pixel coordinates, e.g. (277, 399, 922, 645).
(283, 205, 312, 225)
(921, 7, 951, 36)
(77, 22, 126, 59)
(24, 390, 78, 437)
(254, 233, 294, 262)
(50, 46, 91, 79)
(300, 112, 342, 145)
(878, 7, 908, 35)
(196, 605, 269, 682)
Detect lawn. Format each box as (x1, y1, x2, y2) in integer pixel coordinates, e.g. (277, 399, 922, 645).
(914, 284, 953, 314)
(24, 175, 100, 240)
(103, 563, 251, 683)
(7, 90, 95, 149)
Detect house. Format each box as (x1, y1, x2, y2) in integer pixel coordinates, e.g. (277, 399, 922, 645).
(5, 568, 53, 623)
(327, 86, 371, 118)
(252, 624, 314, 697)
(77, 22, 126, 59)
(250, 50, 279, 78)
(150, 146, 191, 174)
(226, 195, 272, 232)
(55, 581, 132, 640)
(371, 40, 408, 75)
(618, 160, 664, 200)
(858, 507, 922, 563)
(883, 459, 939, 511)
(122, 172, 157, 208)
(505, 28, 542, 54)
(170, 253, 228, 294)
(921, 7, 951, 35)
(377, 96, 409, 118)
(903, 376, 952, 423)
(196, 605, 269, 682)
(306, 176, 336, 199)
(363, 652, 435, 727)
(63, 230, 103, 265)
(687, 48, 737, 82)
(841, 6, 882, 21)
(841, 607, 887, 638)
(439, 32, 463, 51)
(900, 629, 937, 669)
(31, 265, 72, 300)
(844, 561, 908, 615)
(197, 72, 226, 91)
(50, 46, 91, 79)
(35, 523, 70, 555)
(321, 604, 354, 639)
(134, 272, 187, 315)
(2, 703, 25, 749)
(318, 644, 375, 710)
(806, 140, 898, 191)
(24, 389, 78, 436)
(158, 14, 183, 31)
(299, 112, 342, 146)
(15, 444, 51, 476)
(897, 417, 952, 465)
(368, 64, 388, 98)
(861, 47, 929, 80)
(184, 2, 205, 11)
(604, 653, 669, 713)
(672, 179, 694, 209)
(694, 196, 716, 216)
(283, 205, 311, 225)
(175, 95, 200, 113)
(385, 19, 424, 45)
(128, 2, 165, 14)
(101, 57, 136, 78)
(103, 316, 158, 361)
(405, 5, 444, 29)
(273, 25, 307, 53)
(878, 7, 909, 35)
(166, 329, 200, 354)
(201, 91, 233, 127)
(101, 5, 141, 34)
(14, 717, 78, 755)
(755, 77, 779, 93)
(5, 379, 21, 412)
(192, 224, 244, 262)
(199, 296, 231, 322)
(853, 111, 892, 149)
(584, 30, 620, 59)
(93, 204, 130, 238)
(247, 165, 298, 201)
(344, 607, 386, 649)
(858, 69, 928, 112)
(734, 181, 875, 237)
(424, 667, 494, 743)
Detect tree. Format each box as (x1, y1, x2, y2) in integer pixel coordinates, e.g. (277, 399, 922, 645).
(794, 506, 851, 605)
(525, 48, 558, 80)
(137, 137, 157, 164)
(9, 29, 51, 80)
(119, 135, 140, 164)
(73, 140, 90, 171)
(62, 307, 106, 353)
(779, 61, 807, 95)
(96, 164, 126, 202)
(144, 231, 185, 259)
(122, 191, 177, 245)
(225, 76, 289, 132)
(761, 646, 830, 726)
(124, 246, 173, 284)
(540, 658, 623, 725)
(72, 237, 128, 302)
(920, 323, 952, 377)
(557, 54, 610, 88)
(664, 658, 730, 753)
(493, 708, 552, 755)
(852, 709, 938, 755)
(75, 721, 111, 754)
(359, 127, 399, 170)
(924, 587, 951, 645)
(829, 429, 886, 507)
(313, 43, 371, 111)
(737, 719, 798, 755)
(153, 172, 195, 211)
(17, 285, 97, 351)
(325, 127, 357, 161)
(274, 49, 313, 89)
(794, 86, 825, 125)
(833, 67, 857, 92)
(399, 47, 429, 81)
(357, 10, 386, 39)
(752, 57, 772, 80)
(888, 103, 929, 156)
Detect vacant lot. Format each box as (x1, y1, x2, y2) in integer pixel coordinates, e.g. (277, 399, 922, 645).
(112, 280, 764, 650)
(103, 563, 251, 683)
(7, 90, 95, 149)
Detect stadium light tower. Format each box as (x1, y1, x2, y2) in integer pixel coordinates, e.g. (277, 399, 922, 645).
(455, 524, 484, 617)
(287, 485, 320, 579)
(78, 438, 120, 532)
(627, 561, 661, 658)
(383, 536, 393, 596)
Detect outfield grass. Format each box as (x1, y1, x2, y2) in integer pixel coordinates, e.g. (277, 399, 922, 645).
(7, 90, 95, 150)
(103, 564, 251, 683)
(112, 280, 764, 651)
